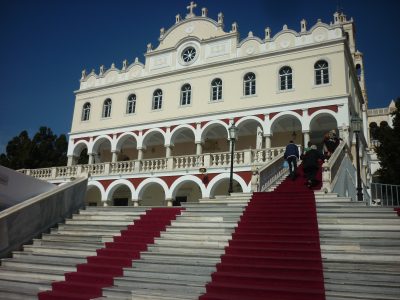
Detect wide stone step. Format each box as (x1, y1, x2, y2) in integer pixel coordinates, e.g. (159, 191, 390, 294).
(118, 270, 210, 283)
(51, 229, 121, 236)
(71, 215, 141, 221)
(323, 261, 400, 273)
(324, 270, 400, 283)
(1, 258, 77, 272)
(322, 252, 400, 262)
(170, 221, 237, 228)
(319, 224, 400, 231)
(41, 233, 105, 242)
(0, 267, 64, 282)
(318, 218, 400, 224)
(165, 227, 234, 234)
(139, 253, 221, 264)
(159, 232, 232, 241)
(128, 261, 216, 275)
(64, 220, 133, 226)
(324, 282, 400, 297)
(154, 239, 229, 248)
(32, 239, 104, 249)
(10, 251, 86, 264)
(22, 245, 95, 257)
(146, 245, 225, 256)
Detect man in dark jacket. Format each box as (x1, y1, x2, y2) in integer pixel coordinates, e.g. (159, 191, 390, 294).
(302, 145, 325, 188)
(284, 140, 299, 180)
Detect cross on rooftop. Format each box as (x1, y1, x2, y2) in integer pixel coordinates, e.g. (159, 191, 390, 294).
(187, 1, 197, 16)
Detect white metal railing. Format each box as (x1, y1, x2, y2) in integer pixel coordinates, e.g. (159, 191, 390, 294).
(18, 147, 286, 181)
(371, 183, 400, 207)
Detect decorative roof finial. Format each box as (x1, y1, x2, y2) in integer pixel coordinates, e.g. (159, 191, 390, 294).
(81, 69, 86, 80)
(134, 57, 139, 63)
(301, 19, 307, 32)
(248, 31, 253, 37)
(122, 59, 128, 70)
(160, 27, 165, 39)
(201, 7, 207, 17)
(176, 14, 181, 23)
(231, 22, 238, 33)
(265, 27, 271, 40)
(186, 1, 197, 19)
(147, 43, 152, 52)
(218, 12, 224, 25)
(99, 65, 105, 75)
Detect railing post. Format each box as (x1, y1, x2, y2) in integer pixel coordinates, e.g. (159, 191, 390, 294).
(244, 149, 252, 164)
(51, 168, 57, 179)
(104, 162, 111, 175)
(167, 157, 174, 170)
(321, 159, 331, 193)
(203, 154, 211, 168)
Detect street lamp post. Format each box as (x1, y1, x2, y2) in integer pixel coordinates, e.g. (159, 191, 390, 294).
(228, 123, 238, 194)
(351, 115, 364, 201)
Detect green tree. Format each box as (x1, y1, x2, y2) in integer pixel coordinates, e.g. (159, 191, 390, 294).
(0, 127, 68, 170)
(375, 98, 400, 184)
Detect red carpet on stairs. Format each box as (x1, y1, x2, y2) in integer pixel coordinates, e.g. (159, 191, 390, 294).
(199, 167, 326, 300)
(38, 207, 183, 300)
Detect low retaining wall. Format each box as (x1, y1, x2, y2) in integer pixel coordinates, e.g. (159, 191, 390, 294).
(0, 177, 87, 258)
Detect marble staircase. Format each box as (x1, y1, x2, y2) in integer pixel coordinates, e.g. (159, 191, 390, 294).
(315, 192, 400, 300)
(0, 191, 399, 300)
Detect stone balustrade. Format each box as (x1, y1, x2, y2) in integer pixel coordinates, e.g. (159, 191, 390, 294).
(19, 147, 285, 181)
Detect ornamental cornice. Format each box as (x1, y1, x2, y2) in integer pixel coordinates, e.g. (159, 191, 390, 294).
(75, 38, 345, 96)
(158, 16, 222, 43)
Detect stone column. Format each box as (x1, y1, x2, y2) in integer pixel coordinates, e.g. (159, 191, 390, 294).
(88, 153, 94, 165)
(264, 135, 271, 149)
(166, 199, 173, 207)
(137, 148, 144, 160)
(111, 151, 119, 163)
(67, 155, 75, 166)
(196, 142, 203, 155)
(303, 131, 310, 147)
(165, 145, 172, 158)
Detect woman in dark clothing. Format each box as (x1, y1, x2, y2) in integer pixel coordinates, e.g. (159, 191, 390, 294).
(302, 145, 325, 188)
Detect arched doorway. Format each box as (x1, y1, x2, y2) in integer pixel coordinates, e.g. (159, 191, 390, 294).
(142, 131, 165, 159)
(170, 127, 196, 156)
(85, 185, 102, 206)
(109, 185, 132, 206)
(236, 118, 264, 150)
(271, 115, 302, 147)
(201, 123, 229, 153)
(210, 178, 243, 198)
(138, 182, 166, 206)
(116, 134, 138, 161)
(309, 113, 338, 151)
(73, 142, 89, 165)
(92, 137, 112, 163)
(171, 181, 202, 206)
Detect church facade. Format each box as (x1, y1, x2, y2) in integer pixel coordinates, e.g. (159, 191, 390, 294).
(63, 3, 368, 206)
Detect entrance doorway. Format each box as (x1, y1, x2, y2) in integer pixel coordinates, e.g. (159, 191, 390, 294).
(113, 198, 128, 206)
(173, 196, 187, 206)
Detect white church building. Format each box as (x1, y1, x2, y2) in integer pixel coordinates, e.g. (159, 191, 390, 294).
(23, 3, 369, 207)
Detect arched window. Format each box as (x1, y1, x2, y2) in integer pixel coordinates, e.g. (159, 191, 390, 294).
(152, 89, 163, 110)
(314, 60, 329, 85)
(180, 84, 191, 106)
(279, 66, 293, 90)
(211, 78, 222, 101)
(102, 98, 112, 118)
(127, 94, 136, 114)
(243, 72, 256, 96)
(81, 102, 91, 121)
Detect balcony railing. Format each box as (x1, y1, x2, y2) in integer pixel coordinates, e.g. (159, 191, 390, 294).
(19, 147, 286, 181)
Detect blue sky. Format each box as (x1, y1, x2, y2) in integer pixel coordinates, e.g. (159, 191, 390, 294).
(0, 0, 399, 154)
